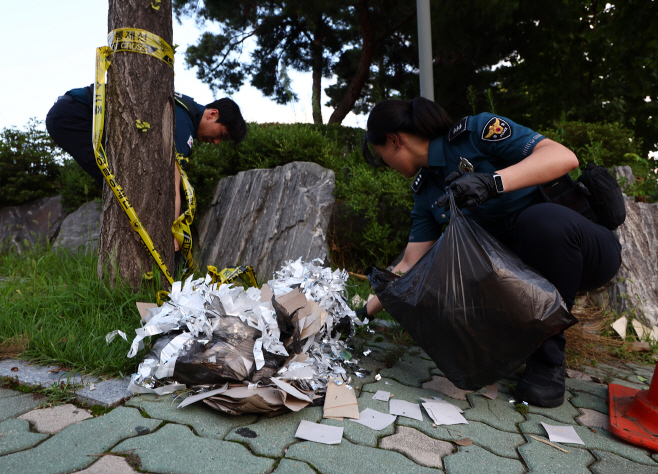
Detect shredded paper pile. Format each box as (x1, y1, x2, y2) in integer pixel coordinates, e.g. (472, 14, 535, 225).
(113, 258, 369, 416)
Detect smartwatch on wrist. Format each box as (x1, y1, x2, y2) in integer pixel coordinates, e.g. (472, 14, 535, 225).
(492, 173, 505, 195)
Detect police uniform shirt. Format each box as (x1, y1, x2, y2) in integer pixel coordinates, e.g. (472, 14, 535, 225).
(173, 92, 205, 163)
(65, 86, 203, 161)
(409, 113, 546, 243)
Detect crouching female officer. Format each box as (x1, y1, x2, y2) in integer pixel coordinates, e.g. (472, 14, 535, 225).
(359, 97, 621, 408)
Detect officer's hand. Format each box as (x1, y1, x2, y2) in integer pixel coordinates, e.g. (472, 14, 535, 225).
(435, 171, 500, 210)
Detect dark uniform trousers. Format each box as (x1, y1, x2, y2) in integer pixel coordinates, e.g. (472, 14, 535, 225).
(513, 203, 622, 366)
(46, 95, 104, 187)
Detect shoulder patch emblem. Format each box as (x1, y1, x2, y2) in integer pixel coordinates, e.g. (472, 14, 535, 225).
(481, 117, 512, 142)
(187, 135, 194, 148)
(411, 168, 428, 193)
(448, 116, 469, 142)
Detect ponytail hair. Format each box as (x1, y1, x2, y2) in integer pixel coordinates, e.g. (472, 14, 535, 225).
(362, 97, 453, 167)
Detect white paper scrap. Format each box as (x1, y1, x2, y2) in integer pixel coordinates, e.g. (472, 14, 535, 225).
(105, 330, 127, 344)
(372, 390, 391, 402)
(295, 420, 343, 445)
(375, 374, 382, 381)
(421, 397, 464, 413)
(541, 422, 585, 445)
(422, 401, 468, 425)
(389, 399, 423, 421)
(177, 383, 229, 409)
(611, 316, 627, 340)
(351, 408, 396, 431)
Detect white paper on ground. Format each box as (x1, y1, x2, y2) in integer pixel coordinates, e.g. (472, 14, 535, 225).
(351, 408, 396, 431)
(422, 401, 468, 425)
(389, 399, 423, 421)
(177, 383, 229, 408)
(372, 390, 391, 402)
(295, 420, 343, 444)
(127, 380, 186, 395)
(541, 422, 585, 445)
(611, 316, 627, 340)
(422, 397, 464, 413)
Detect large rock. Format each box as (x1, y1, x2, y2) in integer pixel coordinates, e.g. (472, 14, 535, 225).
(0, 196, 66, 251)
(197, 162, 335, 282)
(590, 167, 658, 326)
(53, 200, 101, 253)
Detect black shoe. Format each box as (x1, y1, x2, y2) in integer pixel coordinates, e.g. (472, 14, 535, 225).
(513, 360, 565, 408)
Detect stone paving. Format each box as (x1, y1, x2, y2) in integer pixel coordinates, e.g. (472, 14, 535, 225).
(1, 335, 657, 473)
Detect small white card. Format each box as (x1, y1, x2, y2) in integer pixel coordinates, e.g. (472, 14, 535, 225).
(295, 420, 343, 445)
(351, 408, 396, 431)
(372, 390, 391, 402)
(389, 399, 423, 421)
(541, 422, 585, 445)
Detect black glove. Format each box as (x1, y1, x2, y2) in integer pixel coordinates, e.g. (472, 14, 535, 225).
(435, 171, 501, 210)
(355, 306, 369, 320)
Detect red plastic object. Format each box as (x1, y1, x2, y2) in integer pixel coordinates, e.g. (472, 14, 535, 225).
(609, 361, 658, 452)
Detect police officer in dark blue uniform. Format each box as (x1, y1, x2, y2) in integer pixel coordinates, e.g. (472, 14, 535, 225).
(359, 97, 621, 408)
(45, 84, 247, 252)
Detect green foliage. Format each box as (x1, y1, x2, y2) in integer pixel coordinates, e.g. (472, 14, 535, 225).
(540, 120, 658, 202)
(540, 120, 643, 170)
(184, 122, 413, 270)
(58, 157, 102, 213)
(0, 120, 61, 207)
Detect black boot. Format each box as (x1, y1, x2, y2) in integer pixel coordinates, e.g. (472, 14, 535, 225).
(513, 359, 566, 408)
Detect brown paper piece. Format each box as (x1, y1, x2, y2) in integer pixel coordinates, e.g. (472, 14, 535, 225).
(276, 287, 302, 305)
(324, 416, 344, 421)
(260, 284, 273, 303)
(483, 384, 498, 400)
(632, 320, 658, 342)
(136, 302, 158, 319)
(323, 380, 360, 420)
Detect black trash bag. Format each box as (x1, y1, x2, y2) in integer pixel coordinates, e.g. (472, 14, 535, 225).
(367, 191, 577, 390)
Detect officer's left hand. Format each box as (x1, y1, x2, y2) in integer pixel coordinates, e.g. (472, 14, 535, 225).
(436, 171, 501, 210)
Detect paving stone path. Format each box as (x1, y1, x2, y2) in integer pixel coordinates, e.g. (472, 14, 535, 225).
(1, 336, 656, 473)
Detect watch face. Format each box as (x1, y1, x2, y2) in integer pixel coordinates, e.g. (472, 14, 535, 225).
(494, 174, 504, 193)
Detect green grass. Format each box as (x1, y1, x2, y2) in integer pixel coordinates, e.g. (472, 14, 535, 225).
(0, 241, 161, 378)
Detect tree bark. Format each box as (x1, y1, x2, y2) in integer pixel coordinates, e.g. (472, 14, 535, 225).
(327, 0, 375, 125)
(311, 16, 325, 125)
(99, 0, 175, 289)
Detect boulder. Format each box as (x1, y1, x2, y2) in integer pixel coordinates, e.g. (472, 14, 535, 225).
(53, 200, 101, 253)
(197, 162, 335, 282)
(0, 196, 66, 251)
(589, 167, 658, 326)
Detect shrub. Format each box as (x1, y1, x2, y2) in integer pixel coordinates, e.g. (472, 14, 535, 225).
(0, 120, 61, 206)
(541, 120, 657, 202)
(58, 157, 101, 213)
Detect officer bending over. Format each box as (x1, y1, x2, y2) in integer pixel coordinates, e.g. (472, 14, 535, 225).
(45, 85, 247, 252)
(359, 97, 621, 408)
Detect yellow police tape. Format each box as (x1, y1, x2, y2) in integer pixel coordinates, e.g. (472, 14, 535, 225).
(207, 265, 258, 288)
(92, 30, 180, 286)
(171, 153, 196, 274)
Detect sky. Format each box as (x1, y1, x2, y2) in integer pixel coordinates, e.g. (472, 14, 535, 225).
(0, 1, 366, 132)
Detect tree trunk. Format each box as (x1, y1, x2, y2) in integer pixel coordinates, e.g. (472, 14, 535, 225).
(311, 17, 325, 125)
(327, 0, 375, 125)
(99, 0, 175, 289)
